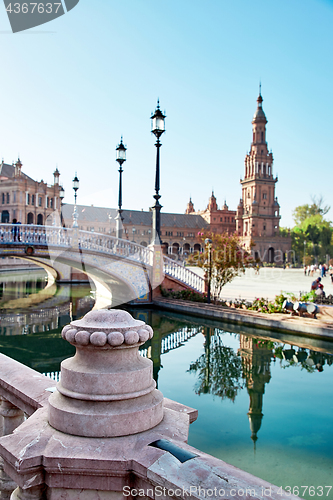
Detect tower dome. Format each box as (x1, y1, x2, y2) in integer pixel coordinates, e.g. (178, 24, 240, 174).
(252, 91, 267, 124)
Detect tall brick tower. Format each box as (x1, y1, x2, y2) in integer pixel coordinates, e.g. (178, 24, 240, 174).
(236, 88, 291, 264)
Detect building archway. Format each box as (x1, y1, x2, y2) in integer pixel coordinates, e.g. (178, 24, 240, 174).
(268, 247, 274, 263)
(140, 241, 147, 247)
(194, 243, 201, 253)
(37, 214, 43, 225)
(27, 212, 34, 224)
(1, 210, 9, 223)
(183, 243, 190, 257)
(172, 242, 179, 254)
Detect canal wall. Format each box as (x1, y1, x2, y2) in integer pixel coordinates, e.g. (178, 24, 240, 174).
(153, 298, 333, 341)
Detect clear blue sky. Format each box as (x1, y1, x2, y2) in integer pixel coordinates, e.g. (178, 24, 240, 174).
(0, 0, 332, 227)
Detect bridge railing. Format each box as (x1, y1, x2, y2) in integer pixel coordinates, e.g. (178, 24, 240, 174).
(0, 224, 153, 266)
(0, 224, 205, 292)
(163, 255, 205, 292)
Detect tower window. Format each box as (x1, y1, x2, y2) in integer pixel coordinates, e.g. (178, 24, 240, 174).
(263, 193, 267, 199)
(261, 131, 264, 142)
(263, 225, 266, 230)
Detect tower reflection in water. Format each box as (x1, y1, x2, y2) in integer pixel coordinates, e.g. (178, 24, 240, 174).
(238, 336, 273, 447)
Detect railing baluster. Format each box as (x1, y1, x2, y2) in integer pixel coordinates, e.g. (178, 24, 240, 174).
(0, 397, 24, 499)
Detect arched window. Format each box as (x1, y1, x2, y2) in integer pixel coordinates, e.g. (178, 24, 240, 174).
(27, 212, 34, 224)
(1, 210, 9, 223)
(37, 214, 43, 225)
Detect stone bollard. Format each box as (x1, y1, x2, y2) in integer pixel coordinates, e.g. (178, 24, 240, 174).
(48, 309, 163, 437)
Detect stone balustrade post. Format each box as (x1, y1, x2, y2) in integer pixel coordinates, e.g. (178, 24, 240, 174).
(0, 398, 24, 500)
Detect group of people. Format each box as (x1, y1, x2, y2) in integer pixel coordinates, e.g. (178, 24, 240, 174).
(305, 263, 333, 284)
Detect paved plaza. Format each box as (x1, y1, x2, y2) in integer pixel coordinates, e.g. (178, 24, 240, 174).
(188, 266, 333, 302)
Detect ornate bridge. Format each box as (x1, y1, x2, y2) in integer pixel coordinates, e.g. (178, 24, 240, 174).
(0, 224, 204, 304)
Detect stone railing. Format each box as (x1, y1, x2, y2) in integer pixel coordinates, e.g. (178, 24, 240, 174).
(0, 310, 299, 500)
(163, 256, 205, 292)
(0, 223, 152, 266)
(1, 224, 206, 293)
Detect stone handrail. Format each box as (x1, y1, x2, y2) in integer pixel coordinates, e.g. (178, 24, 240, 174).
(163, 256, 205, 292)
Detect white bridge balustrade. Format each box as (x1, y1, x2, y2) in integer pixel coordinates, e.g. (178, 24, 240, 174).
(0, 224, 205, 293)
(163, 256, 205, 292)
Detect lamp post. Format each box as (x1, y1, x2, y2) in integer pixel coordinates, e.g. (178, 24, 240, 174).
(59, 186, 65, 227)
(150, 99, 166, 244)
(115, 137, 126, 239)
(303, 240, 306, 267)
(205, 238, 212, 304)
(72, 173, 79, 228)
(132, 227, 135, 242)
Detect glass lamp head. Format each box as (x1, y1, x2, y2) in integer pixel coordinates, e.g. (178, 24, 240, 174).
(151, 100, 166, 138)
(116, 137, 127, 164)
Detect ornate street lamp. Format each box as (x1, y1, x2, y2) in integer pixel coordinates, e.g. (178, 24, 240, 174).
(150, 99, 166, 244)
(115, 137, 126, 239)
(72, 174, 79, 205)
(205, 238, 213, 304)
(59, 186, 65, 227)
(72, 173, 79, 228)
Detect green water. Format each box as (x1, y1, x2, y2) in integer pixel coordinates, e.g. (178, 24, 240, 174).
(0, 281, 332, 499)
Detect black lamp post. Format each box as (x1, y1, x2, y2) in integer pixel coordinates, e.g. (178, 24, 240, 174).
(59, 186, 65, 227)
(150, 99, 166, 244)
(205, 238, 212, 304)
(72, 173, 79, 228)
(115, 137, 126, 239)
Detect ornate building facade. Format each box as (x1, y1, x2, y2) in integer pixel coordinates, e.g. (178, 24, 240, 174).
(235, 91, 291, 263)
(0, 160, 62, 225)
(186, 193, 236, 235)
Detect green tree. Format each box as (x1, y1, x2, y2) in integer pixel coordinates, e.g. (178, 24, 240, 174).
(292, 196, 330, 226)
(187, 231, 252, 302)
(291, 198, 332, 264)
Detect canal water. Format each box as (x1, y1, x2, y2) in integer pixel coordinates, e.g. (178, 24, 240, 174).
(0, 272, 332, 500)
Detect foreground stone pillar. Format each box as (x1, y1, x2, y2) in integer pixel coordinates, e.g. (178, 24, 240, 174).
(48, 309, 163, 437)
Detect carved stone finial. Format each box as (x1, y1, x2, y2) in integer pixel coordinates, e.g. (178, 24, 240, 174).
(48, 310, 163, 438)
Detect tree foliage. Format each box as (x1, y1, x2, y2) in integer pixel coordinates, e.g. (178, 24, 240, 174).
(292, 196, 330, 226)
(187, 231, 252, 301)
(291, 197, 332, 264)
